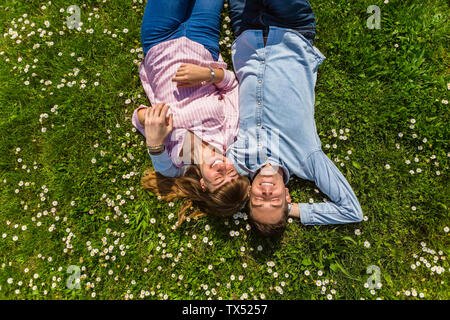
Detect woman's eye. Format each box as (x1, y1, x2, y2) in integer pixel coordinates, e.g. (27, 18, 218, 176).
(227, 169, 237, 176)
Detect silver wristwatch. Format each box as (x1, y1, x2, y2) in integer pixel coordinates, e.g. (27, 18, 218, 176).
(208, 66, 215, 83)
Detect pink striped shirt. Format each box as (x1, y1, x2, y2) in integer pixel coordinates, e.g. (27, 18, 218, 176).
(132, 37, 239, 168)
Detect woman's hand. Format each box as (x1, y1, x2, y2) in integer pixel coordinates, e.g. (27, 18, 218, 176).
(145, 103, 174, 146)
(172, 63, 212, 88)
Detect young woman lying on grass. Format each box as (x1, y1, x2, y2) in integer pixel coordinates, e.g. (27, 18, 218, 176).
(132, 0, 250, 225)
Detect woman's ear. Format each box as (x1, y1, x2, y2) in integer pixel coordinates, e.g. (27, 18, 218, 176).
(200, 178, 207, 192)
(285, 188, 292, 203)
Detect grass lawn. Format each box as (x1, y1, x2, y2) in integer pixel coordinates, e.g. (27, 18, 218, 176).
(0, 0, 448, 300)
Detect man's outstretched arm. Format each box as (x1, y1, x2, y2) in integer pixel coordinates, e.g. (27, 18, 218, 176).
(289, 150, 363, 225)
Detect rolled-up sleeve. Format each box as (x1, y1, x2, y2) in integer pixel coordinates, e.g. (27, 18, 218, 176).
(299, 150, 363, 225)
(214, 69, 238, 92)
(131, 104, 148, 137)
(209, 61, 238, 92)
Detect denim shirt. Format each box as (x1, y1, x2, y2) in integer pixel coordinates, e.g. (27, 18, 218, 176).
(227, 26, 363, 225)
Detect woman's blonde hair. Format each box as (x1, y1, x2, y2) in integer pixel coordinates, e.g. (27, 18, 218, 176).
(141, 165, 250, 227)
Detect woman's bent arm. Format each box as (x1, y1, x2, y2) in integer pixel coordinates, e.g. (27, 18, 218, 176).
(132, 105, 182, 178)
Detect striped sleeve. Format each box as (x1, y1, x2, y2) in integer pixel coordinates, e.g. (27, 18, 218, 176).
(214, 69, 238, 92)
(210, 59, 238, 92)
(131, 105, 148, 137)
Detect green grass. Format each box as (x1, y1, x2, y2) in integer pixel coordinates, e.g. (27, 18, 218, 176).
(0, 0, 448, 300)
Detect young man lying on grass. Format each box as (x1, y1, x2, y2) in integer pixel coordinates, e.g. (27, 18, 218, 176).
(227, 0, 363, 237)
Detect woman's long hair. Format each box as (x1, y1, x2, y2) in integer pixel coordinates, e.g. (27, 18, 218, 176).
(141, 165, 250, 227)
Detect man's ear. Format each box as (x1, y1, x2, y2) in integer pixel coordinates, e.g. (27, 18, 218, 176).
(285, 187, 292, 203)
(200, 178, 206, 192)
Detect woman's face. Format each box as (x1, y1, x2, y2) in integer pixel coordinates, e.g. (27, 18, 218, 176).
(199, 150, 238, 192)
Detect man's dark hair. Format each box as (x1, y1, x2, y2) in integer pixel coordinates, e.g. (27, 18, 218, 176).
(249, 200, 289, 237)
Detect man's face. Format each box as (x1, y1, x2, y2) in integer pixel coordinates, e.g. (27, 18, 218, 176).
(250, 164, 291, 224)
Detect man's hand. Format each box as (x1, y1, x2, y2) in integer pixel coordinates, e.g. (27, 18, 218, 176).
(172, 63, 213, 88)
(288, 203, 300, 219)
(144, 103, 173, 146)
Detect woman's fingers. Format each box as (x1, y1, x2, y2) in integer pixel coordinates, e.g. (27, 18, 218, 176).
(157, 105, 173, 131)
(158, 105, 169, 124)
(172, 75, 188, 82)
(147, 103, 166, 120)
(160, 104, 170, 120)
(174, 66, 187, 77)
(146, 105, 154, 121)
(167, 113, 174, 131)
(150, 105, 157, 118)
(156, 103, 166, 117)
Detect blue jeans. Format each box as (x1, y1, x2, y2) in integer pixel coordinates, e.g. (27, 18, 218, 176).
(228, 0, 316, 44)
(141, 0, 224, 61)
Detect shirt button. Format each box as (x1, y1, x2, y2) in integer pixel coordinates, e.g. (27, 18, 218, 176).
(257, 122, 261, 126)
(257, 101, 261, 105)
(258, 80, 262, 84)
(261, 60, 265, 64)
